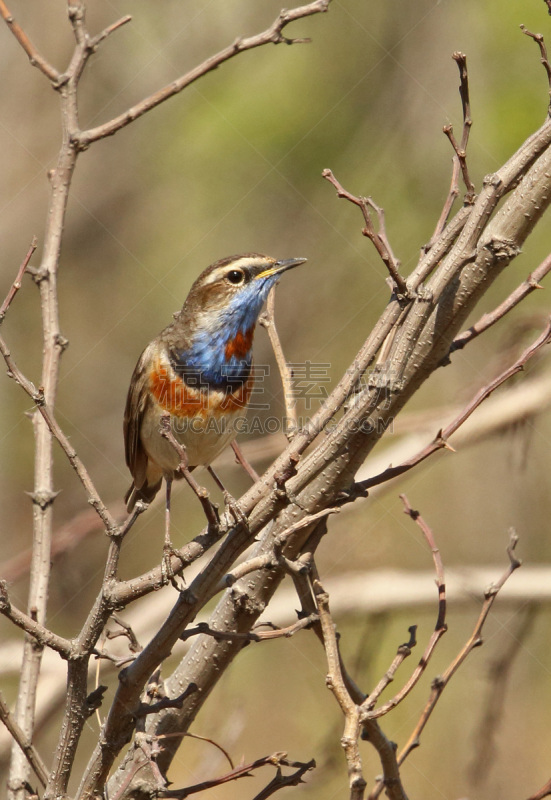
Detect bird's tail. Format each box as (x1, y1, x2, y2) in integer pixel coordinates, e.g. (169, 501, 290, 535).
(125, 479, 162, 512)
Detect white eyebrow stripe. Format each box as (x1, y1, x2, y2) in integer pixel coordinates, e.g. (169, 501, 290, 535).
(203, 257, 274, 285)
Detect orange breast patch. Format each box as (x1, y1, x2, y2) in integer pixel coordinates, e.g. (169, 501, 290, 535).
(149, 363, 254, 418)
(224, 327, 254, 361)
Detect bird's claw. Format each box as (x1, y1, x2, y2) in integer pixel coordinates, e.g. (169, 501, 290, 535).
(161, 541, 185, 586)
(223, 490, 248, 526)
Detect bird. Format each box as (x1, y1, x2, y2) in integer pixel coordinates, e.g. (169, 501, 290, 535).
(123, 253, 307, 552)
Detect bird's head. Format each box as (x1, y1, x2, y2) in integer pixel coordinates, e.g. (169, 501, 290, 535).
(184, 253, 307, 335)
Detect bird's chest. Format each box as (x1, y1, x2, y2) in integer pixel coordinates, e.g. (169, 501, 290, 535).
(147, 335, 254, 420)
(143, 340, 254, 468)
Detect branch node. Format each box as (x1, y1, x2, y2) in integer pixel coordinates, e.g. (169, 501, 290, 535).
(55, 333, 70, 352)
(27, 489, 60, 509)
(0, 581, 10, 612)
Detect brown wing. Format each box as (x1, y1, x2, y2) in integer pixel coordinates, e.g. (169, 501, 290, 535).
(123, 343, 160, 508)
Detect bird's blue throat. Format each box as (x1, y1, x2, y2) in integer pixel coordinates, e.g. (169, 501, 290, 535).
(171, 276, 277, 391)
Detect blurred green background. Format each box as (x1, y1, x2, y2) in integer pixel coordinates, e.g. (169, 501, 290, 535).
(1, 1, 551, 797)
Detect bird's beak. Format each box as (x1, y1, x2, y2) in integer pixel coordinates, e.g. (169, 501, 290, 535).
(255, 257, 307, 280)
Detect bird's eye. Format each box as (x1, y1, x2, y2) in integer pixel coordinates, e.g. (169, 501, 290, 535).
(226, 269, 245, 285)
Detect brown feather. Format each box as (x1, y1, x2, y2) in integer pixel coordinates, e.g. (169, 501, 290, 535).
(123, 343, 159, 510)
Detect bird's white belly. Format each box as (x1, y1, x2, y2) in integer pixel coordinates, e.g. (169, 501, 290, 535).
(141, 401, 246, 474)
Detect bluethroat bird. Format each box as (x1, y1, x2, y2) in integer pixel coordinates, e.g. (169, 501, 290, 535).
(124, 253, 306, 547)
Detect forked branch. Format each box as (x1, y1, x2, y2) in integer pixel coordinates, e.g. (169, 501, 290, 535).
(322, 169, 408, 296)
(76, 1, 331, 148)
(521, 25, 551, 107)
(370, 531, 521, 798)
(429, 52, 475, 245)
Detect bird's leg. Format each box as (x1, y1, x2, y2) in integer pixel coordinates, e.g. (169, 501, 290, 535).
(207, 466, 247, 526)
(159, 414, 219, 531)
(161, 476, 176, 582)
(161, 477, 186, 589)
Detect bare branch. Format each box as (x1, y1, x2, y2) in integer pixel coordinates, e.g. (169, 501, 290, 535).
(106, 614, 142, 655)
(251, 757, 316, 799)
(0, 693, 48, 788)
(213, 506, 339, 595)
(0, 237, 37, 322)
(451, 252, 551, 352)
(157, 752, 314, 799)
(135, 685, 198, 718)
(400, 496, 446, 630)
(179, 614, 317, 644)
(526, 776, 551, 800)
(88, 14, 132, 49)
(374, 531, 522, 795)
(521, 25, 551, 107)
(157, 730, 234, 771)
(0, 333, 117, 532)
(359, 317, 551, 492)
(76, 1, 331, 148)
(361, 626, 417, 712)
(259, 287, 298, 437)
(0, 0, 60, 81)
(428, 53, 474, 248)
(0, 582, 72, 659)
(322, 169, 408, 297)
(361, 498, 447, 720)
(312, 571, 367, 800)
(469, 605, 538, 787)
(230, 440, 260, 483)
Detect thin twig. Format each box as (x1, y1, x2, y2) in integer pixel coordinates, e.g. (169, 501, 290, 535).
(526, 776, 551, 800)
(521, 25, 551, 108)
(469, 605, 538, 787)
(230, 440, 260, 482)
(212, 507, 339, 594)
(0, 237, 37, 322)
(179, 614, 318, 644)
(452, 51, 475, 196)
(0, 333, 117, 532)
(76, 1, 330, 148)
(157, 730, 234, 770)
(106, 614, 142, 654)
(259, 287, 298, 437)
(88, 14, 132, 49)
(135, 685, 198, 718)
(451, 253, 551, 352)
(429, 52, 474, 245)
(157, 752, 312, 798)
(0, 693, 49, 788)
(251, 758, 316, 799)
(312, 564, 410, 800)
(311, 568, 367, 800)
(0, 582, 72, 658)
(0, 0, 60, 82)
(401, 495, 446, 630)
(370, 531, 522, 798)
(361, 497, 447, 719)
(322, 169, 408, 297)
(359, 317, 551, 492)
(361, 627, 417, 713)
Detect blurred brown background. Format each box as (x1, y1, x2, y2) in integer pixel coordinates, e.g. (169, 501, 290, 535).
(1, 1, 551, 797)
